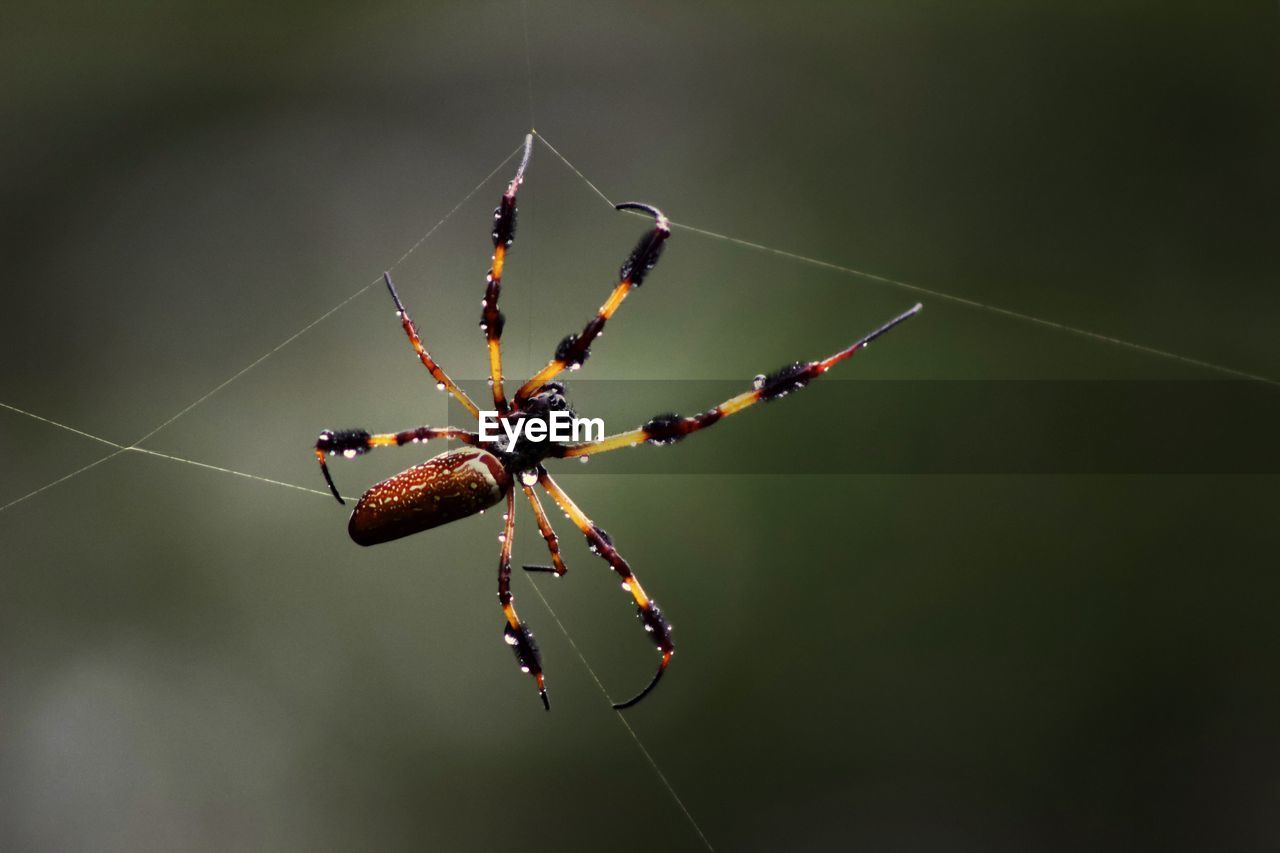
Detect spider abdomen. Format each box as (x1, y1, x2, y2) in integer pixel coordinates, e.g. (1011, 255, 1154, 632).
(348, 448, 511, 546)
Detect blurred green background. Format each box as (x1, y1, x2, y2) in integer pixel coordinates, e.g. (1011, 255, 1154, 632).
(2, 1, 1277, 850)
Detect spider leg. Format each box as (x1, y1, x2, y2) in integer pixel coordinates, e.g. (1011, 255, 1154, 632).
(482, 134, 534, 415)
(557, 303, 923, 458)
(520, 483, 567, 576)
(313, 426, 479, 504)
(497, 489, 550, 709)
(383, 272, 481, 418)
(512, 203, 670, 405)
(537, 467, 673, 710)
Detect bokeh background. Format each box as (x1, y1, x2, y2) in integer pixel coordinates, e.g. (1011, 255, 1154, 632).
(2, 2, 1278, 850)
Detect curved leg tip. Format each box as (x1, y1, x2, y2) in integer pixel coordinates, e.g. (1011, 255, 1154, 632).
(611, 650, 672, 711)
(316, 455, 346, 505)
(615, 201, 666, 223)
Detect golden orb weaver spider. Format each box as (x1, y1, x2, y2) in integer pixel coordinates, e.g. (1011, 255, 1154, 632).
(315, 134, 922, 711)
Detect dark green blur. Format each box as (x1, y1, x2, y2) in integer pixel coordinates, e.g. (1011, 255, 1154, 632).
(2, 2, 1277, 850)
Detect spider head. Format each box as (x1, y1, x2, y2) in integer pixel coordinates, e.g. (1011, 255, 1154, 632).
(493, 382, 581, 470)
(521, 381, 574, 421)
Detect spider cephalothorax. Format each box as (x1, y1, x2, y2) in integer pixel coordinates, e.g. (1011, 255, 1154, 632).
(315, 134, 921, 711)
(492, 382, 576, 469)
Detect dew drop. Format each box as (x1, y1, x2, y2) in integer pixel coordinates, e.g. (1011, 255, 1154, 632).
(520, 666, 530, 673)
(752, 374, 766, 390)
(343, 449, 358, 459)
(621, 582, 631, 591)
(436, 382, 446, 391)
(579, 456, 590, 464)
(520, 470, 538, 486)
(498, 533, 506, 543)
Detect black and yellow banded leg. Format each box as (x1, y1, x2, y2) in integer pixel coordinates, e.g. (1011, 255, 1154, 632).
(482, 134, 534, 415)
(557, 303, 923, 458)
(536, 467, 673, 710)
(521, 483, 567, 576)
(513, 203, 670, 405)
(313, 426, 479, 504)
(383, 271, 481, 419)
(497, 489, 549, 709)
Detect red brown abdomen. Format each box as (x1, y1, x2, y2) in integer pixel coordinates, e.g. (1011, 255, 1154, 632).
(348, 448, 511, 546)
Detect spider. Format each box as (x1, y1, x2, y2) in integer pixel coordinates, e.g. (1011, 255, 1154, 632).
(315, 134, 922, 711)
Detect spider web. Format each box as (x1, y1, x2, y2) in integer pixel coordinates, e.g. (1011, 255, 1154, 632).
(2, 3, 1276, 849)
